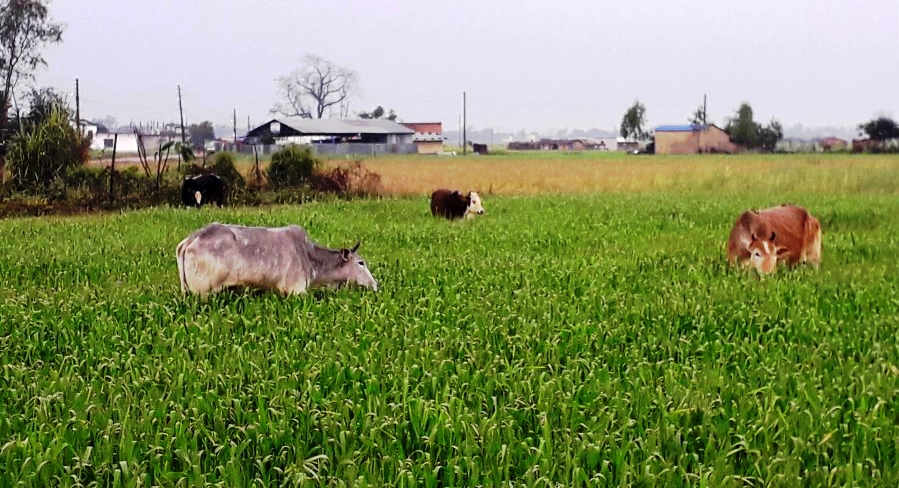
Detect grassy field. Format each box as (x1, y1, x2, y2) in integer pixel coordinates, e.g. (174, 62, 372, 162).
(2, 154, 899, 486)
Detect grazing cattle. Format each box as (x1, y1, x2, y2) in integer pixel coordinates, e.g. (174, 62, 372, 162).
(181, 174, 226, 207)
(471, 143, 488, 155)
(176, 223, 378, 298)
(726, 204, 822, 275)
(430, 189, 485, 220)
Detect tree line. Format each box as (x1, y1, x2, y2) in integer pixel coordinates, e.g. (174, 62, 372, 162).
(620, 98, 899, 152)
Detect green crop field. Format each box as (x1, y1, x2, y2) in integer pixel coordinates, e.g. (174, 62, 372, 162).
(2, 156, 899, 486)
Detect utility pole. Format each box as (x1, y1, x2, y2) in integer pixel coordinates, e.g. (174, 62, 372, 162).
(703, 93, 707, 126)
(75, 78, 80, 135)
(233, 109, 237, 143)
(109, 133, 117, 200)
(178, 84, 186, 169)
(462, 91, 467, 155)
(247, 115, 250, 133)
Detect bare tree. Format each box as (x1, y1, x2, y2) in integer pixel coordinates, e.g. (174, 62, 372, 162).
(0, 0, 64, 143)
(272, 55, 356, 119)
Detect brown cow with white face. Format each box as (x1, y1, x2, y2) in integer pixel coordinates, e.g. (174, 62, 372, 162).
(430, 189, 485, 220)
(727, 204, 822, 275)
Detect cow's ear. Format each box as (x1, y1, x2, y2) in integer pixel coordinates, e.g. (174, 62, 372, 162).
(350, 241, 360, 253)
(769, 231, 776, 241)
(340, 249, 350, 261)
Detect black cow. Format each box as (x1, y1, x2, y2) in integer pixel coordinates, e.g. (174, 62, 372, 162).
(181, 174, 226, 207)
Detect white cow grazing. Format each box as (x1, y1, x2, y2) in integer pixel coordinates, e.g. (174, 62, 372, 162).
(176, 223, 378, 298)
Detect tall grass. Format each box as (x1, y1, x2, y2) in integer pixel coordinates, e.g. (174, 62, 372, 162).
(356, 153, 899, 196)
(1, 157, 898, 485)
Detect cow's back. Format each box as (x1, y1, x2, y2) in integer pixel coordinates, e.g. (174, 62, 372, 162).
(178, 224, 311, 295)
(757, 205, 811, 264)
(430, 188, 466, 219)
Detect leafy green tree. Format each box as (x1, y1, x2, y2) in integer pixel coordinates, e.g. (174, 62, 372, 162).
(0, 0, 64, 144)
(359, 106, 398, 121)
(7, 104, 87, 191)
(267, 145, 321, 188)
(689, 105, 706, 126)
(620, 100, 647, 142)
(725, 103, 759, 148)
(187, 121, 215, 148)
(359, 106, 385, 119)
(725, 102, 783, 151)
(758, 119, 783, 152)
(857, 117, 899, 141)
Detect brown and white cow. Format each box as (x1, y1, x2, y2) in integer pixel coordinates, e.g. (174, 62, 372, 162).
(176, 223, 378, 298)
(430, 189, 485, 220)
(726, 204, 822, 274)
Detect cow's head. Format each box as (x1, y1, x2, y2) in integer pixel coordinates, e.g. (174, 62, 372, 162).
(748, 230, 778, 274)
(464, 191, 485, 218)
(331, 242, 378, 291)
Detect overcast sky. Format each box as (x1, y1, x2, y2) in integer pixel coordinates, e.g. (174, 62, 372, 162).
(33, 0, 899, 136)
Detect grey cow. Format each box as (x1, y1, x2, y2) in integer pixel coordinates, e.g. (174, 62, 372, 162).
(176, 223, 378, 298)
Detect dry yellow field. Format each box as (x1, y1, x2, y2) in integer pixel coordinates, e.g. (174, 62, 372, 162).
(328, 152, 899, 196)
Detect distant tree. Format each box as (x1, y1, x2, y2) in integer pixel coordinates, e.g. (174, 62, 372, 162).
(725, 103, 783, 151)
(758, 119, 783, 152)
(359, 105, 398, 121)
(273, 54, 357, 119)
(359, 106, 385, 119)
(689, 105, 706, 126)
(725, 103, 759, 148)
(857, 117, 899, 141)
(94, 115, 116, 133)
(620, 100, 648, 141)
(187, 121, 215, 148)
(0, 0, 64, 143)
(20, 86, 67, 125)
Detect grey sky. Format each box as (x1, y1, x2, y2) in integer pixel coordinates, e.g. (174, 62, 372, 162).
(34, 0, 899, 137)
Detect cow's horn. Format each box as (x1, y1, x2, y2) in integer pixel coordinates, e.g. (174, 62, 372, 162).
(350, 241, 360, 252)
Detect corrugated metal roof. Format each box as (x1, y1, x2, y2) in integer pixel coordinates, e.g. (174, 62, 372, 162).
(275, 117, 415, 135)
(655, 124, 704, 132)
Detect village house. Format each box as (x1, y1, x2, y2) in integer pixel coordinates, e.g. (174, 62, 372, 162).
(243, 118, 416, 156)
(402, 122, 445, 154)
(653, 124, 738, 155)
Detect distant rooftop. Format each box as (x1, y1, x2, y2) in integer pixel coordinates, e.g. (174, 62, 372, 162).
(268, 117, 414, 135)
(655, 124, 705, 132)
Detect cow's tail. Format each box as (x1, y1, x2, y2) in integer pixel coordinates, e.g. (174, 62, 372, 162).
(176, 235, 194, 294)
(806, 215, 822, 267)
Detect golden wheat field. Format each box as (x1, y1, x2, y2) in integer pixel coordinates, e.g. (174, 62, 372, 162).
(320, 152, 899, 196)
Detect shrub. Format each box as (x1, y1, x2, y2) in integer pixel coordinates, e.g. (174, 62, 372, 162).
(209, 152, 245, 188)
(267, 145, 320, 188)
(311, 160, 383, 197)
(181, 152, 246, 189)
(65, 166, 107, 193)
(6, 106, 89, 192)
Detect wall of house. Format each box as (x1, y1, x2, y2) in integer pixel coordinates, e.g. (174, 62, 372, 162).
(415, 141, 443, 154)
(655, 131, 698, 154)
(699, 127, 737, 153)
(656, 128, 737, 154)
(90, 133, 140, 153)
(404, 122, 442, 133)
